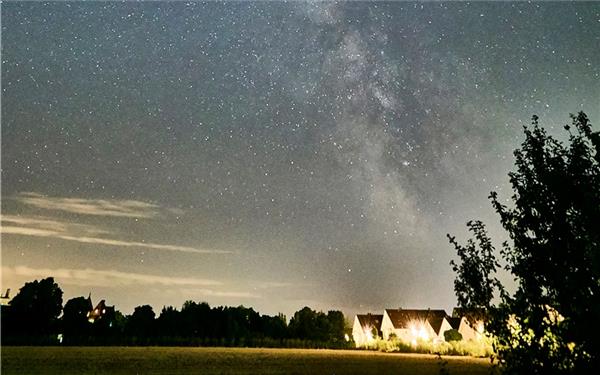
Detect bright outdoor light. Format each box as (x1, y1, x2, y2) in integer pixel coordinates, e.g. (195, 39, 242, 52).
(408, 321, 429, 342)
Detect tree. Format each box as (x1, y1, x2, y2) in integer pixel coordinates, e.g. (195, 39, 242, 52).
(444, 329, 463, 342)
(449, 112, 599, 374)
(448, 220, 502, 314)
(260, 313, 287, 339)
(8, 277, 63, 337)
(288, 306, 319, 340)
(180, 300, 211, 337)
(157, 305, 181, 338)
(62, 296, 92, 342)
(126, 305, 156, 339)
(326, 310, 346, 342)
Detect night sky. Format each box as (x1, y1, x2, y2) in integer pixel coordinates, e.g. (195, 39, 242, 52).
(2, 2, 599, 317)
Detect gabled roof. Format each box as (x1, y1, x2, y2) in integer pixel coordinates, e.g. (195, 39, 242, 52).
(384, 309, 448, 330)
(452, 307, 487, 323)
(446, 317, 462, 330)
(428, 317, 446, 335)
(356, 314, 383, 330)
(88, 299, 115, 323)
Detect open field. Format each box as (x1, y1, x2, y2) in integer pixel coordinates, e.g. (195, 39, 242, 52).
(2, 346, 492, 375)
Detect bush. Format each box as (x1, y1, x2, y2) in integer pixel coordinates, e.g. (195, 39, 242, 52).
(444, 329, 463, 342)
(361, 337, 493, 357)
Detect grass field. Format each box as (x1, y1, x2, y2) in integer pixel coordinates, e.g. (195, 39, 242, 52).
(1, 346, 492, 374)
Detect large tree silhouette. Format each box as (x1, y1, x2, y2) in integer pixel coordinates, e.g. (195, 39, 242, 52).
(7, 277, 63, 337)
(449, 112, 599, 374)
(62, 296, 92, 342)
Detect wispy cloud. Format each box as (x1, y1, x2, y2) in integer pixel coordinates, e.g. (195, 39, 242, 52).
(179, 288, 261, 299)
(1, 214, 108, 235)
(252, 281, 297, 289)
(14, 192, 159, 218)
(1, 215, 230, 255)
(2, 265, 222, 288)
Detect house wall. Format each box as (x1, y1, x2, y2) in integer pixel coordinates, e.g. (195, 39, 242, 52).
(458, 318, 483, 341)
(382, 311, 439, 343)
(437, 318, 454, 341)
(395, 328, 412, 343)
(381, 311, 395, 340)
(352, 316, 368, 347)
(391, 322, 437, 343)
(421, 322, 437, 342)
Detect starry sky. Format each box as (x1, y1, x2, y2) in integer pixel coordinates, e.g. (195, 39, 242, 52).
(2, 1, 599, 317)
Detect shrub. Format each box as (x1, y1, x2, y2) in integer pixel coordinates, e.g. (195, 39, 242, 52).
(444, 329, 463, 342)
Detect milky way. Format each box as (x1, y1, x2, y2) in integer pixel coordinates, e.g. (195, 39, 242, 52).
(2, 2, 599, 316)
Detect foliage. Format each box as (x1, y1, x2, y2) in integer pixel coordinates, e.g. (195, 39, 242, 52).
(444, 329, 463, 342)
(288, 306, 347, 343)
(2, 277, 348, 348)
(363, 336, 494, 357)
(62, 297, 92, 342)
(449, 112, 600, 374)
(126, 304, 156, 338)
(5, 277, 63, 336)
(448, 220, 503, 314)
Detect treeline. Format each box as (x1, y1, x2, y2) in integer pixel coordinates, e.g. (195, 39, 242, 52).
(1, 277, 351, 348)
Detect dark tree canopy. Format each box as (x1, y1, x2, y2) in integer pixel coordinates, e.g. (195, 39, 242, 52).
(126, 304, 156, 338)
(448, 220, 502, 313)
(449, 112, 600, 374)
(288, 307, 347, 343)
(8, 277, 63, 336)
(62, 296, 92, 340)
(2, 276, 349, 348)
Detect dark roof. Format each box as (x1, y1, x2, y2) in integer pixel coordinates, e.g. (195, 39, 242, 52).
(429, 317, 445, 335)
(385, 309, 448, 330)
(452, 308, 487, 323)
(447, 317, 462, 330)
(89, 299, 115, 321)
(356, 314, 383, 330)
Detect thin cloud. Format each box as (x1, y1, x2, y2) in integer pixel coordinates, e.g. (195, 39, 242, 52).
(1, 214, 108, 235)
(179, 288, 262, 299)
(1, 215, 231, 255)
(2, 266, 222, 288)
(253, 281, 297, 289)
(15, 192, 159, 218)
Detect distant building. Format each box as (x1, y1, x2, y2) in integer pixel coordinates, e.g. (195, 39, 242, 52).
(451, 308, 486, 341)
(353, 307, 487, 347)
(87, 296, 115, 324)
(381, 309, 451, 344)
(352, 313, 383, 347)
(0, 289, 11, 306)
(447, 316, 483, 341)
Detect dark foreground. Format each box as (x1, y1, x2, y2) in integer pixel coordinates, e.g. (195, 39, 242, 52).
(2, 346, 491, 374)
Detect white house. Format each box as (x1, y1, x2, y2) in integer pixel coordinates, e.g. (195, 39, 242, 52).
(352, 313, 383, 347)
(381, 309, 450, 344)
(448, 316, 483, 341)
(451, 308, 486, 341)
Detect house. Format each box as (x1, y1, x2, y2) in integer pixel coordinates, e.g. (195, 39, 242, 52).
(87, 297, 115, 324)
(353, 307, 488, 346)
(451, 308, 485, 341)
(352, 313, 383, 347)
(0, 289, 10, 306)
(381, 309, 450, 343)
